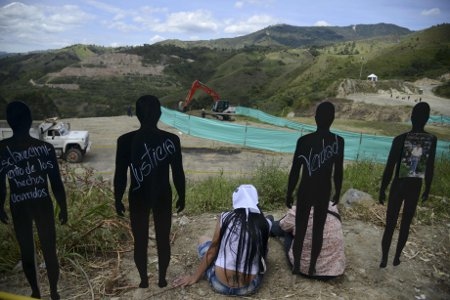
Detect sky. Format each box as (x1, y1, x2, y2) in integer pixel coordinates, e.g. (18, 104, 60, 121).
(0, 0, 449, 53)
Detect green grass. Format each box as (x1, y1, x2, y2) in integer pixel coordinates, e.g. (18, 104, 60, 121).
(0, 157, 449, 272)
(434, 81, 450, 99)
(342, 160, 385, 198)
(0, 165, 132, 272)
(184, 159, 288, 214)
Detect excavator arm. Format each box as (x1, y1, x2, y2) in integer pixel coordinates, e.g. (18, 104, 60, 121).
(181, 80, 221, 111)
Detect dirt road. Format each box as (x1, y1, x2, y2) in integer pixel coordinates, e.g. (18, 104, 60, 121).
(67, 115, 293, 183)
(345, 78, 450, 116)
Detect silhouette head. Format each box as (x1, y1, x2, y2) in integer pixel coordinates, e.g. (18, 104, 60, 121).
(135, 95, 162, 127)
(6, 101, 32, 133)
(411, 102, 430, 129)
(315, 101, 335, 130)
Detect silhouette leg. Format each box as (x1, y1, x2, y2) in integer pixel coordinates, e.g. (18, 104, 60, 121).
(12, 211, 40, 298)
(394, 191, 419, 266)
(380, 188, 402, 268)
(309, 202, 328, 276)
(153, 201, 172, 288)
(130, 201, 150, 288)
(35, 203, 60, 300)
(292, 202, 311, 274)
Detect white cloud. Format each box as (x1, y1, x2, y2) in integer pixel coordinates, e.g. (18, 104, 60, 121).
(0, 2, 92, 34)
(0, 2, 94, 51)
(153, 10, 219, 33)
(149, 35, 166, 44)
(85, 0, 123, 15)
(421, 8, 440, 16)
(234, 0, 274, 7)
(107, 20, 139, 32)
(314, 20, 332, 27)
(224, 14, 276, 35)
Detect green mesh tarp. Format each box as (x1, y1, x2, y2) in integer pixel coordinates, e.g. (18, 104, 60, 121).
(160, 107, 450, 163)
(429, 115, 450, 125)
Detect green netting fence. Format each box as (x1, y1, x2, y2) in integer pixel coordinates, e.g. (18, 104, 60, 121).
(429, 114, 450, 125)
(160, 107, 450, 163)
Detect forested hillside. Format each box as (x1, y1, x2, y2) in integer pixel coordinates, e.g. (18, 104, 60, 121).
(0, 23, 448, 119)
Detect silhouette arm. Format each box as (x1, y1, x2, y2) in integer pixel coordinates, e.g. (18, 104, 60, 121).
(379, 135, 403, 204)
(422, 135, 437, 201)
(47, 147, 67, 224)
(286, 139, 302, 208)
(113, 136, 128, 216)
(0, 168, 8, 224)
(332, 137, 344, 205)
(171, 137, 186, 213)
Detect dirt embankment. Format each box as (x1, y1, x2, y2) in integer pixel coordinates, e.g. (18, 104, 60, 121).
(337, 78, 450, 117)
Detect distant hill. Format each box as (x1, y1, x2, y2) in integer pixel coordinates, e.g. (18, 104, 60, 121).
(0, 23, 448, 119)
(157, 23, 412, 49)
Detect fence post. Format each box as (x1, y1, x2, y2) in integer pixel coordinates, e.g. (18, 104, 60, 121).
(243, 123, 248, 147)
(188, 114, 191, 135)
(356, 132, 363, 161)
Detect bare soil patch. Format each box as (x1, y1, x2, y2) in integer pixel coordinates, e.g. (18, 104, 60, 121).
(343, 78, 450, 116)
(1, 212, 449, 299)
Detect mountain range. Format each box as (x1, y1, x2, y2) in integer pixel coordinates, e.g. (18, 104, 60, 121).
(157, 23, 412, 49)
(0, 23, 448, 119)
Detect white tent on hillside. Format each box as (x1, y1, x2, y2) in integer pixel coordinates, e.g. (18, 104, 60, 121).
(367, 74, 378, 81)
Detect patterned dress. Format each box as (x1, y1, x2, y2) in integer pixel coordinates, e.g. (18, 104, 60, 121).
(280, 203, 346, 277)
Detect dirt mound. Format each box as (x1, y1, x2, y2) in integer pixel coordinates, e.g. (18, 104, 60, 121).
(46, 53, 164, 80)
(334, 99, 411, 122)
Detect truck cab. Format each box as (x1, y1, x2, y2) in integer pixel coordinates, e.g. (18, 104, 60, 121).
(38, 121, 91, 163)
(0, 119, 91, 163)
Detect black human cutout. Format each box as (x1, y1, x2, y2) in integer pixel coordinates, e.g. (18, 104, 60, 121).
(114, 95, 185, 289)
(0, 101, 67, 300)
(379, 102, 436, 268)
(285, 101, 344, 276)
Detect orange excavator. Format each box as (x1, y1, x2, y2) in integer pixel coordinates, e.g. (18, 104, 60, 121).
(178, 80, 235, 120)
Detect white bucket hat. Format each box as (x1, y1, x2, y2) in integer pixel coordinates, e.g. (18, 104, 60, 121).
(232, 184, 260, 214)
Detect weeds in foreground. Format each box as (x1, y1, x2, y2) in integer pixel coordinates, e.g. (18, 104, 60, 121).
(0, 157, 448, 272)
(58, 165, 132, 260)
(0, 164, 132, 273)
(183, 159, 288, 214)
(341, 157, 450, 226)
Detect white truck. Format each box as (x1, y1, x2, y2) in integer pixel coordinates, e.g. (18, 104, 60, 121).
(0, 118, 91, 163)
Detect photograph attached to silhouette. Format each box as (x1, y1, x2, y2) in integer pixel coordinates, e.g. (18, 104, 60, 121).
(398, 133, 434, 179)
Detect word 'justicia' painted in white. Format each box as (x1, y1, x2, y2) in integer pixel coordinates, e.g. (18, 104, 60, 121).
(131, 139, 176, 191)
(299, 135, 339, 176)
(11, 187, 48, 203)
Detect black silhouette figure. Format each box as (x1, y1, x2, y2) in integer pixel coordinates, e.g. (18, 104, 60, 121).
(285, 101, 344, 276)
(114, 95, 185, 288)
(0, 101, 67, 300)
(379, 102, 436, 268)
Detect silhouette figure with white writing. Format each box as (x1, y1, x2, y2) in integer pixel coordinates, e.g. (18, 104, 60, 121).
(0, 101, 67, 300)
(379, 102, 436, 268)
(114, 95, 185, 289)
(286, 101, 344, 276)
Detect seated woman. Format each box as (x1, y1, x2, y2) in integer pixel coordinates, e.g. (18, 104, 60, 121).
(173, 184, 272, 296)
(271, 202, 345, 279)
